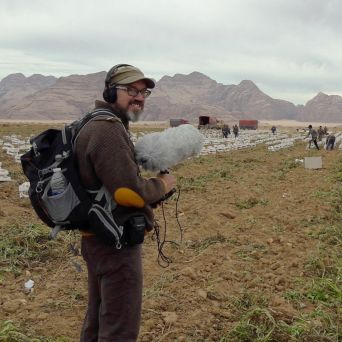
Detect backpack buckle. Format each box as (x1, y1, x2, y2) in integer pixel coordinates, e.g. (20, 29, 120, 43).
(32, 142, 40, 157)
(36, 181, 44, 193)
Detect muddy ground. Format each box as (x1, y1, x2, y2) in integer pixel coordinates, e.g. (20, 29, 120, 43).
(0, 123, 340, 341)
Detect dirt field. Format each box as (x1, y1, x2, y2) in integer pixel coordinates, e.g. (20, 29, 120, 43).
(0, 123, 341, 341)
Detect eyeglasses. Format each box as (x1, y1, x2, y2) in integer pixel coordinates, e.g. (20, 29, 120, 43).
(115, 85, 151, 98)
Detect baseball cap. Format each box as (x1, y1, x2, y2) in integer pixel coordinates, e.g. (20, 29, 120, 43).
(105, 64, 155, 89)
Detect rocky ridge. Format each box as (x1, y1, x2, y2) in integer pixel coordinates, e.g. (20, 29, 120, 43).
(0, 71, 341, 122)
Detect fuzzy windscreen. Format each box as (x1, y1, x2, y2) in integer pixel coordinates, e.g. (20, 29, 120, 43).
(134, 124, 204, 171)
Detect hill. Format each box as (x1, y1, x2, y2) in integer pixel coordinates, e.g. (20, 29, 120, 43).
(0, 71, 341, 122)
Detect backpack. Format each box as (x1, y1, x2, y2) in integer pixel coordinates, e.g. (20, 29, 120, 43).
(20, 109, 125, 249)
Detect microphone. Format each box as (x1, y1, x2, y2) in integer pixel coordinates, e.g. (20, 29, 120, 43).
(135, 124, 204, 172)
(135, 124, 204, 204)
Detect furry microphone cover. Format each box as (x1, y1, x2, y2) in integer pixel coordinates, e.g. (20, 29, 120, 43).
(134, 124, 204, 172)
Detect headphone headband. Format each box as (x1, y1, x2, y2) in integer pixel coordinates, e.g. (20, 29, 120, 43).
(105, 64, 133, 86)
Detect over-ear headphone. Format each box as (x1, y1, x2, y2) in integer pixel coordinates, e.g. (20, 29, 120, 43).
(103, 64, 132, 103)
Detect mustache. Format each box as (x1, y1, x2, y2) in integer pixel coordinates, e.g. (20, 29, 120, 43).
(130, 100, 144, 105)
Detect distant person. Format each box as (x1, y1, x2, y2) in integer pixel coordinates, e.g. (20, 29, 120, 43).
(222, 124, 229, 138)
(326, 133, 336, 150)
(233, 124, 239, 138)
(306, 124, 319, 150)
(271, 126, 276, 134)
(318, 126, 324, 141)
(323, 126, 328, 135)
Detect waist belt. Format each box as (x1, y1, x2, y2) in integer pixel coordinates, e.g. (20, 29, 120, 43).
(80, 230, 95, 237)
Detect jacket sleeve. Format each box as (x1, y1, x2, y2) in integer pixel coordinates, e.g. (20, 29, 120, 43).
(85, 120, 166, 208)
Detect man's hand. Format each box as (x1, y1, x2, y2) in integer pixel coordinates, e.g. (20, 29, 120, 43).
(158, 173, 176, 193)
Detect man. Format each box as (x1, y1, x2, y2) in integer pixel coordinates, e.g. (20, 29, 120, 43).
(318, 126, 324, 141)
(306, 124, 319, 150)
(222, 124, 229, 138)
(326, 132, 336, 150)
(76, 64, 176, 342)
(233, 124, 239, 138)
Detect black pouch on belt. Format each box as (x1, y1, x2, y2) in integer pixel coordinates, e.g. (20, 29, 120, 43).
(124, 215, 146, 246)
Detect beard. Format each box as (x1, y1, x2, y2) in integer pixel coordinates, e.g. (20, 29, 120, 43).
(126, 102, 144, 122)
(127, 110, 141, 122)
(113, 101, 144, 123)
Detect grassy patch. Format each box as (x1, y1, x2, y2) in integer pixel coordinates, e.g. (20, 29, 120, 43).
(221, 305, 340, 342)
(235, 197, 265, 209)
(143, 272, 176, 299)
(305, 278, 341, 307)
(311, 190, 332, 199)
(273, 157, 302, 180)
(0, 320, 69, 341)
(309, 225, 342, 246)
(232, 292, 269, 311)
(178, 168, 233, 190)
(0, 222, 76, 275)
(187, 233, 229, 253)
(223, 308, 276, 342)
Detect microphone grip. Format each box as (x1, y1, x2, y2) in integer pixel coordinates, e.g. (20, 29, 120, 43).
(150, 169, 175, 208)
(150, 188, 176, 208)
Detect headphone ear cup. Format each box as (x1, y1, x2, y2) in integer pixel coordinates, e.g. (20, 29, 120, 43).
(103, 64, 134, 103)
(103, 86, 117, 103)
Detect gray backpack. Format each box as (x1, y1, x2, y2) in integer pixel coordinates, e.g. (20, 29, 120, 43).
(21, 109, 125, 249)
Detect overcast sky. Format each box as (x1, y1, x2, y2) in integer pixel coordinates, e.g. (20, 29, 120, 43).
(1, 0, 341, 105)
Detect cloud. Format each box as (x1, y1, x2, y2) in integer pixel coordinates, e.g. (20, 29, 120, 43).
(0, 0, 341, 104)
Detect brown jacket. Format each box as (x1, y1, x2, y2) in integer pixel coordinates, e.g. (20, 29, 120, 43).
(75, 100, 166, 231)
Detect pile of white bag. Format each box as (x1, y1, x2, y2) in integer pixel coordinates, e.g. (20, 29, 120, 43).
(0, 162, 11, 182)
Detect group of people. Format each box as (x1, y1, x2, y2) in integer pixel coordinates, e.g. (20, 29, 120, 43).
(306, 124, 336, 151)
(222, 124, 239, 138)
(221, 122, 336, 152)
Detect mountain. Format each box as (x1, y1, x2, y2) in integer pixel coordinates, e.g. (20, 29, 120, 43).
(0, 71, 341, 122)
(0, 73, 57, 116)
(0, 72, 105, 120)
(297, 92, 342, 122)
(142, 72, 237, 121)
(142, 72, 298, 121)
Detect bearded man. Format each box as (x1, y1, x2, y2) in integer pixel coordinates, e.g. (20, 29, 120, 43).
(76, 64, 176, 342)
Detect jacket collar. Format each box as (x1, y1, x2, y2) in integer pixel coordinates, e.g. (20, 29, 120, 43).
(94, 100, 129, 130)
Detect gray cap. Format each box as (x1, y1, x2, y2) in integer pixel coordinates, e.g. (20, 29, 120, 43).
(105, 64, 155, 89)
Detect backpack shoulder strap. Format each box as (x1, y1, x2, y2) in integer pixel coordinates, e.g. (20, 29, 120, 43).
(71, 109, 121, 149)
(73, 109, 119, 133)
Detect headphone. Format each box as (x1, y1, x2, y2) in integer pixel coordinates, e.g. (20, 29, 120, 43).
(103, 64, 132, 103)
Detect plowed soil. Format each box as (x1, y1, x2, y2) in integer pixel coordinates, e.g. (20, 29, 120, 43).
(0, 123, 340, 341)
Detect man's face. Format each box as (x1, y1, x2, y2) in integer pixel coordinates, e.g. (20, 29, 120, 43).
(114, 80, 148, 121)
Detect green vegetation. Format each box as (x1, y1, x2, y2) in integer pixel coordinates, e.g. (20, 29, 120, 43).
(234, 196, 269, 209)
(219, 151, 342, 342)
(274, 156, 302, 180)
(0, 320, 69, 342)
(0, 320, 39, 342)
(1, 125, 341, 341)
(226, 308, 276, 342)
(143, 272, 175, 300)
(187, 233, 229, 252)
(0, 222, 77, 276)
(178, 167, 233, 190)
